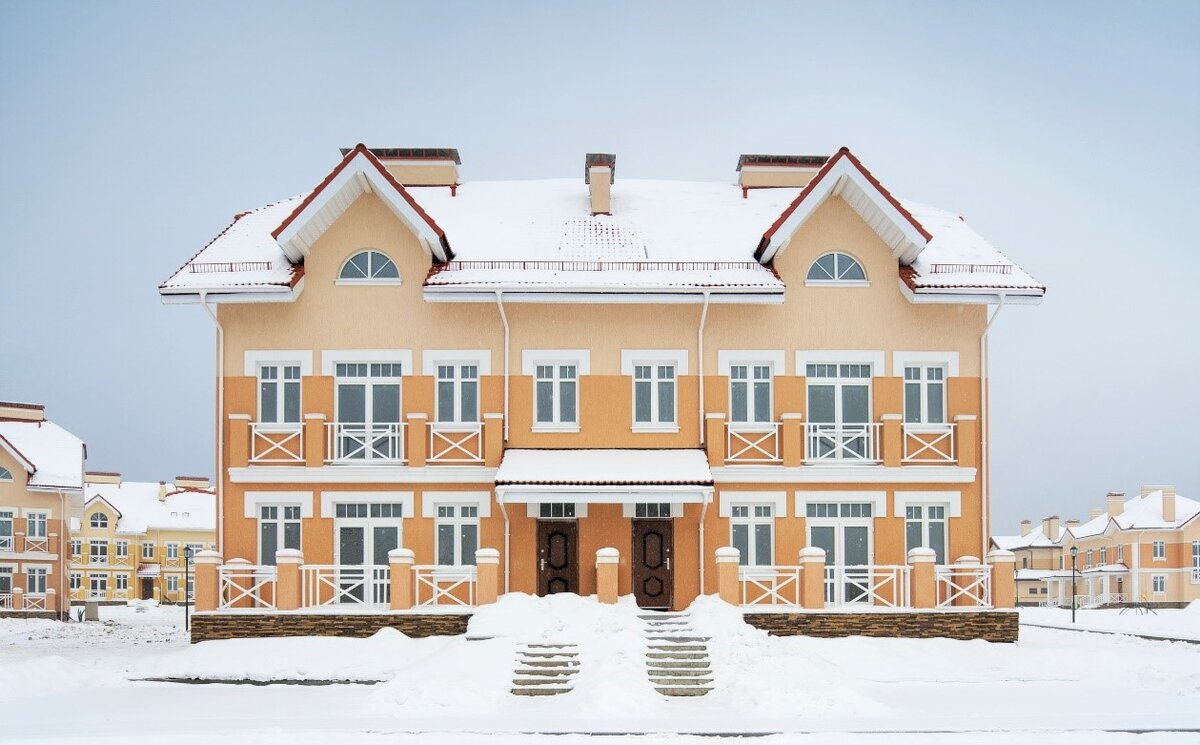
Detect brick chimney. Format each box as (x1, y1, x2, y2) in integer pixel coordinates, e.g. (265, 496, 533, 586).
(0, 401, 45, 422)
(175, 475, 211, 490)
(84, 471, 122, 486)
(158, 481, 168, 502)
(1107, 492, 1125, 517)
(1089, 508, 1103, 520)
(736, 154, 829, 198)
(1042, 515, 1061, 542)
(343, 147, 461, 195)
(1066, 518, 1080, 530)
(585, 153, 615, 215)
(1150, 485, 1178, 523)
(1019, 519, 1032, 537)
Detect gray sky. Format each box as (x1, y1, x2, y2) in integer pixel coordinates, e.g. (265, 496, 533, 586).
(1, 1, 1196, 532)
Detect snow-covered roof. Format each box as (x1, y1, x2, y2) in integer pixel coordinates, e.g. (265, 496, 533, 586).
(1016, 569, 1064, 581)
(495, 449, 713, 486)
(0, 419, 86, 491)
(1069, 489, 1199, 539)
(82, 481, 216, 534)
(991, 524, 1059, 551)
(1082, 563, 1129, 574)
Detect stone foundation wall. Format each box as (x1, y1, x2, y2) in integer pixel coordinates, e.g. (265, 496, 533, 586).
(744, 610, 1019, 642)
(190, 612, 472, 643)
(0, 610, 61, 621)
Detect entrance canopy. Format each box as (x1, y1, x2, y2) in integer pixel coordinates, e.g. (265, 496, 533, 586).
(495, 449, 713, 504)
(136, 564, 161, 578)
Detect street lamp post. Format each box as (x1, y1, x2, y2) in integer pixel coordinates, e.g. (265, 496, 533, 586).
(184, 546, 193, 631)
(1069, 545, 1078, 624)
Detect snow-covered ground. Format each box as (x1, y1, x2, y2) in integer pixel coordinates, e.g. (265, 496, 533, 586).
(1019, 604, 1200, 641)
(1, 597, 1198, 744)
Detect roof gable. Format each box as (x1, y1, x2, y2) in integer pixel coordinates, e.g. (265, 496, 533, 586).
(84, 494, 122, 519)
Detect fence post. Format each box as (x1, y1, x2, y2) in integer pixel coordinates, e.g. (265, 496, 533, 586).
(476, 548, 500, 605)
(389, 548, 414, 610)
(275, 549, 303, 610)
(705, 414, 726, 466)
(596, 547, 619, 604)
(192, 550, 222, 612)
(986, 549, 1016, 609)
(781, 414, 804, 467)
(304, 414, 326, 467)
(908, 547, 937, 608)
(881, 414, 902, 467)
(799, 547, 826, 609)
(406, 415, 428, 466)
(716, 547, 740, 605)
(11, 587, 22, 610)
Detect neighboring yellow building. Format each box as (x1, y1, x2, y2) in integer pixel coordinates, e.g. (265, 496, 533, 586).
(159, 145, 1045, 620)
(0, 401, 87, 619)
(990, 516, 1066, 606)
(69, 473, 216, 604)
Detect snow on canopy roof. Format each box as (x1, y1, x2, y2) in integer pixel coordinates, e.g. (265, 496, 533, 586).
(0, 420, 85, 491)
(495, 449, 713, 486)
(1016, 568, 1065, 581)
(991, 523, 1061, 550)
(83, 481, 216, 534)
(1069, 489, 1200, 539)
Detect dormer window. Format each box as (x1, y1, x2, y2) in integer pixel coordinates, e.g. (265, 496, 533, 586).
(338, 250, 399, 284)
(806, 252, 867, 285)
(89, 512, 108, 529)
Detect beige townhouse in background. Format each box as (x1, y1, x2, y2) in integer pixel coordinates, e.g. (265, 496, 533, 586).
(991, 516, 1066, 606)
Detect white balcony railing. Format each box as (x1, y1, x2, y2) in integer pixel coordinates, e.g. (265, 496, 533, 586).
(326, 423, 406, 463)
(251, 423, 304, 463)
(24, 536, 49, 553)
(0, 536, 12, 552)
(1192, 567, 1200, 583)
(805, 423, 882, 464)
(935, 564, 992, 608)
(902, 423, 956, 463)
(429, 423, 483, 464)
(300, 565, 390, 607)
(825, 565, 910, 607)
(217, 564, 277, 610)
(739, 565, 802, 606)
(413, 565, 477, 607)
(726, 423, 782, 464)
(0, 593, 11, 609)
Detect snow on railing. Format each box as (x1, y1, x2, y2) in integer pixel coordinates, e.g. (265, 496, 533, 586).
(300, 565, 390, 608)
(902, 423, 956, 464)
(726, 422, 782, 464)
(189, 261, 272, 273)
(251, 423, 305, 463)
(929, 263, 1013, 275)
(739, 565, 802, 606)
(936, 564, 992, 608)
(825, 565, 910, 607)
(429, 423, 483, 464)
(413, 565, 477, 607)
(805, 423, 881, 464)
(218, 564, 277, 610)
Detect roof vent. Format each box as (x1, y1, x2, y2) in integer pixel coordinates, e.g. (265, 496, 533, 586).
(343, 147, 461, 195)
(736, 154, 829, 197)
(585, 153, 615, 216)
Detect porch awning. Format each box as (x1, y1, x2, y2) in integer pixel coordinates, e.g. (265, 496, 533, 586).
(495, 448, 713, 503)
(136, 563, 161, 578)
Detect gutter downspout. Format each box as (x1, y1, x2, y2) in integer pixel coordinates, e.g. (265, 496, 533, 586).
(59, 489, 67, 619)
(697, 291, 711, 444)
(199, 292, 225, 555)
(495, 292, 510, 442)
(498, 493, 510, 593)
(980, 293, 1006, 559)
(699, 489, 711, 595)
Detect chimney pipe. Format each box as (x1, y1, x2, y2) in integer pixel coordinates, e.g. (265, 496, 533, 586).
(1152, 485, 1178, 523)
(585, 153, 615, 216)
(158, 481, 168, 502)
(1107, 492, 1125, 517)
(1089, 508, 1103, 521)
(1041, 515, 1061, 542)
(1019, 519, 1031, 537)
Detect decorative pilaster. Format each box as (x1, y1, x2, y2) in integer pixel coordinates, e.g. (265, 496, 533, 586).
(595, 547, 619, 604)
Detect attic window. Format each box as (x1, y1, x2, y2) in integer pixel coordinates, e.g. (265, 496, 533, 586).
(90, 512, 108, 529)
(806, 252, 867, 286)
(337, 250, 400, 285)
(0, 467, 10, 481)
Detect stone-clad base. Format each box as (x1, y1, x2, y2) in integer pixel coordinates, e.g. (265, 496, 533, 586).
(744, 610, 1019, 642)
(190, 612, 471, 643)
(0, 610, 61, 620)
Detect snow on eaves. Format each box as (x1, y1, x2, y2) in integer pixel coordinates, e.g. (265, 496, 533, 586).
(496, 449, 713, 486)
(1069, 489, 1199, 539)
(83, 481, 216, 534)
(992, 526, 1059, 551)
(0, 420, 85, 491)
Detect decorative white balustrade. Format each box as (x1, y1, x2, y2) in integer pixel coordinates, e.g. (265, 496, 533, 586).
(0, 536, 13, 552)
(739, 565, 802, 605)
(0, 593, 11, 609)
(23, 594, 46, 611)
(902, 423, 956, 463)
(935, 564, 992, 608)
(326, 422, 406, 463)
(251, 423, 305, 463)
(726, 423, 782, 463)
(217, 564, 277, 610)
(429, 423, 483, 463)
(825, 565, 910, 607)
(23, 536, 49, 553)
(805, 423, 882, 464)
(300, 565, 391, 607)
(413, 565, 477, 607)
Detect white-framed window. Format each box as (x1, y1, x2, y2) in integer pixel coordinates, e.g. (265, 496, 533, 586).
(115, 540, 129, 562)
(538, 503, 577, 519)
(1152, 574, 1166, 594)
(633, 363, 676, 428)
(435, 364, 479, 424)
(26, 566, 48, 594)
(258, 364, 301, 424)
(1117, 544, 1124, 564)
(436, 505, 479, 566)
(142, 542, 155, 560)
(89, 541, 108, 564)
(634, 503, 673, 518)
(186, 574, 194, 600)
(115, 573, 129, 591)
(89, 512, 108, 529)
(0, 510, 13, 551)
(166, 543, 180, 561)
(259, 505, 301, 565)
(166, 575, 179, 593)
(70, 539, 81, 557)
(332, 362, 404, 459)
(806, 363, 873, 459)
(534, 363, 578, 428)
(730, 504, 774, 567)
(337, 250, 400, 284)
(1152, 540, 1166, 560)
(88, 573, 107, 597)
(903, 365, 946, 424)
(904, 504, 947, 564)
(1100, 547, 1107, 565)
(1192, 540, 1200, 582)
(24, 511, 48, 539)
(729, 364, 773, 424)
(69, 573, 82, 590)
(0, 467, 10, 481)
(1085, 549, 1093, 568)
(805, 252, 867, 285)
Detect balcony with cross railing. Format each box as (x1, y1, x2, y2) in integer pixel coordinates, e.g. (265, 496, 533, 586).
(325, 422, 407, 464)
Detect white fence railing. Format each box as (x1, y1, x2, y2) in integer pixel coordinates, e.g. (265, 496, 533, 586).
(24, 536, 49, 553)
(429, 423, 483, 463)
(413, 565, 477, 607)
(936, 564, 992, 608)
(739, 565, 802, 606)
(0, 593, 11, 609)
(218, 564, 277, 610)
(902, 423, 956, 463)
(300, 565, 391, 607)
(1192, 567, 1200, 583)
(0, 536, 11, 551)
(805, 423, 882, 464)
(251, 423, 304, 463)
(726, 423, 782, 464)
(326, 423, 406, 463)
(825, 565, 910, 607)
(23, 594, 46, 611)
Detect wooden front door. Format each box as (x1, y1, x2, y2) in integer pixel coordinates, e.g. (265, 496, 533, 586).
(632, 519, 674, 609)
(537, 520, 578, 596)
(140, 577, 154, 600)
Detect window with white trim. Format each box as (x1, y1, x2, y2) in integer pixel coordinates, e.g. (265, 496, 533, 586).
(25, 511, 48, 539)
(1117, 544, 1124, 564)
(535, 364, 578, 427)
(538, 503, 576, 519)
(89, 512, 108, 529)
(187, 574, 194, 600)
(634, 503, 673, 518)
(1192, 540, 1200, 581)
(1085, 549, 1093, 568)
(333, 362, 404, 460)
(258, 364, 301, 424)
(730, 504, 774, 567)
(115, 573, 129, 591)
(338, 250, 399, 283)
(142, 542, 155, 560)
(0, 467, 10, 481)
(730, 364, 772, 424)
(436, 505, 479, 566)
(259, 505, 301, 565)
(166, 543, 180, 563)
(0, 510, 12, 551)
(89, 541, 108, 564)
(69, 573, 82, 590)
(806, 252, 866, 283)
(70, 539, 81, 557)
(436, 364, 479, 424)
(1152, 574, 1166, 594)
(88, 574, 107, 597)
(26, 566, 48, 594)
(633, 364, 676, 427)
(903, 365, 946, 424)
(1152, 540, 1165, 560)
(905, 505, 947, 564)
(115, 540, 129, 562)
(1099, 547, 1107, 565)
(167, 575, 179, 593)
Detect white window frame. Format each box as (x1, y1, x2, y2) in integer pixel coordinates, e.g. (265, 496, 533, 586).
(904, 503, 948, 564)
(1192, 540, 1200, 583)
(1117, 543, 1124, 564)
(1086, 549, 1093, 568)
(257, 363, 303, 425)
(69, 539, 82, 558)
(0, 510, 13, 552)
(0, 467, 10, 481)
(88, 573, 107, 598)
(115, 573, 129, 591)
(729, 503, 776, 569)
(728, 362, 775, 424)
(433, 362, 481, 425)
(258, 505, 302, 565)
(89, 540, 108, 565)
(1100, 547, 1107, 565)
(902, 364, 948, 425)
(531, 361, 580, 431)
(336, 249, 401, 286)
(1152, 540, 1166, 561)
(435, 504, 480, 567)
(23, 510, 49, 539)
(1152, 574, 1166, 594)
(141, 541, 155, 560)
(114, 540, 129, 562)
(89, 512, 108, 530)
(69, 572, 82, 590)
(166, 575, 180, 593)
(631, 363, 678, 431)
(166, 543, 180, 561)
(25, 565, 48, 594)
(243, 350, 314, 377)
(804, 251, 869, 287)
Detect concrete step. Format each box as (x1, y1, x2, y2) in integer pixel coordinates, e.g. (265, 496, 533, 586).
(656, 686, 712, 697)
(646, 651, 708, 660)
(646, 659, 711, 669)
(644, 665, 712, 676)
(647, 643, 707, 651)
(519, 659, 580, 668)
(511, 687, 572, 696)
(522, 643, 575, 649)
(650, 675, 714, 685)
(513, 667, 577, 677)
(518, 651, 579, 658)
(646, 635, 710, 643)
(513, 677, 576, 686)
(638, 613, 686, 620)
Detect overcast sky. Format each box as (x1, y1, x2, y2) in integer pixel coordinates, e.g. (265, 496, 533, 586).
(1, 1, 1196, 531)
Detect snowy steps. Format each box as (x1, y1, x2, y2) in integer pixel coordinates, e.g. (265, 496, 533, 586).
(640, 612, 714, 697)
(511, 642, 579, 696)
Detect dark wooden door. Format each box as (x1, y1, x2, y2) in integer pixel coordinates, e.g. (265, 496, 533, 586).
(537, 520, 578, 596)
(632, 519, 674, 609)
(140, 577, 154, 600)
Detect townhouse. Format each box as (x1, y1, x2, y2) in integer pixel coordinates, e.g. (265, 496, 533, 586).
(990, 516, 1065, 606)
(160, 144, 1044, 630)
(0, 401, 87, 619)
(69, 473, 216, 604)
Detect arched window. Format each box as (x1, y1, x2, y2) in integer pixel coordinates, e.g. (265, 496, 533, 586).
(0, 467, 11, 481)
(806, 252, 867, 284)
(89, 512, 108, 529)
(338, 250, 399, 283)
